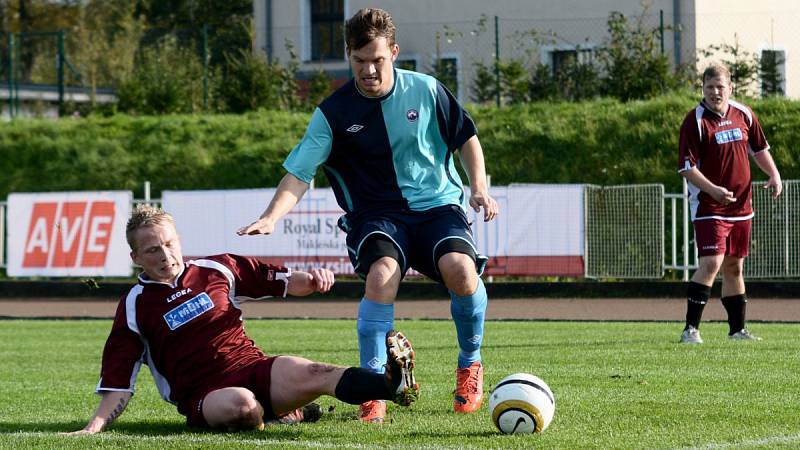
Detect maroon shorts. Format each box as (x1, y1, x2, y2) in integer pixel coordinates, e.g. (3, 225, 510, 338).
(180, 356, 278, 428)
(693, 219, 751, 258)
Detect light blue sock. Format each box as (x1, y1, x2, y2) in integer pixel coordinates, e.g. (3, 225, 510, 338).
(357, 297, 394, 374)
(450, 278, 487, 369)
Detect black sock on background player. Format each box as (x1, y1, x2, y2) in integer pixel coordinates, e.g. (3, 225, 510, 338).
(685, 282, 711, 330)
(721, 294, 747, 335)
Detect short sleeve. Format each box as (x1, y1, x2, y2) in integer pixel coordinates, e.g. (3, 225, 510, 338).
(209, 254, 291, 299)
(283, 108, 334, 183)
(678, 111, 701, 172)
(435, 82, 477, 152)
(97, 299, 145, 393)
(747, 109, 770, 154)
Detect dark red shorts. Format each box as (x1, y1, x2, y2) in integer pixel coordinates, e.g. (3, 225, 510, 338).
(180, 356, 278, 428)
(693, 219, 751, 258)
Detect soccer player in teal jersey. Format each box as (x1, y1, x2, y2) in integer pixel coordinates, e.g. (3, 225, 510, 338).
(239, 8, 498, 423)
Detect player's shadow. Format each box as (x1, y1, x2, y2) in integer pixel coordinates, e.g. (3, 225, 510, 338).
(0, 420, 185, 435)
(0, 420, 314, 440)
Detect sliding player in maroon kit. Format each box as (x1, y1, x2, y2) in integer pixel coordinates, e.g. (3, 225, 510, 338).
(677, 63, 782, 344)
(68, 205, 418, 435)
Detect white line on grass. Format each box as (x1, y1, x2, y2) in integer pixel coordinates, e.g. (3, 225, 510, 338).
(683, 433, 800, 450)
(6, 431, 469, 449)
(7, 431, 372, 448)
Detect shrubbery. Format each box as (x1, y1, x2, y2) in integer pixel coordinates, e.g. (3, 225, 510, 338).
(2, 94, 798, 199)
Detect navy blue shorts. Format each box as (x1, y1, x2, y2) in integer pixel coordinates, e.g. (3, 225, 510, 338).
(339, 205, 488, 282)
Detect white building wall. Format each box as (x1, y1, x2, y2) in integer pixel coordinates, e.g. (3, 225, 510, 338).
(254, 0, 800, 99)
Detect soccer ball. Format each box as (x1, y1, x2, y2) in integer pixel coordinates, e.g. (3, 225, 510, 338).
(489, 373, 555, 434)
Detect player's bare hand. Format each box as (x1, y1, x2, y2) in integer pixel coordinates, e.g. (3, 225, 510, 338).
(309, 268, 335, 293)
(763, 176, 782, 198)
(469, 191, 499, 222)
(237, 217, 275, 236)
(61, 428, 100, 436)
(710, 186, 736, 205)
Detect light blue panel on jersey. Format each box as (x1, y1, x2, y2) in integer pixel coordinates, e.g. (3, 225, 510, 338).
(284, 108, 334, 183)
(163, 292, 215, 331)
(382, 70, 465, 211)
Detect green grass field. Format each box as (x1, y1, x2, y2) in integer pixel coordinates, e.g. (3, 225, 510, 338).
(1, 319, 798, 449)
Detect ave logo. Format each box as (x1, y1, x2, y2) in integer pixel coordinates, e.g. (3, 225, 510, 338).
(23, 201, 115, 268)
(8, 192, 132, 277)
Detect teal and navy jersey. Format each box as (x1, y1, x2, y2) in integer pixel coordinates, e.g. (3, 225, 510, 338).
(284, 69, 477, 215)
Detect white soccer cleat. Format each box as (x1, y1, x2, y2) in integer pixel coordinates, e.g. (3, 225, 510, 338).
(385, 330, 419, 406)
(729, 329, 762, 341)
(680, 326, 703, 344)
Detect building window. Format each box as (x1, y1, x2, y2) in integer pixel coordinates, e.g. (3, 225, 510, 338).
(397, 59, 417, 71)
(310, 0, 344, 61)
(550, 48, 594, 75)
(760, 49, 786, 97)
(432, 57, 458, 97)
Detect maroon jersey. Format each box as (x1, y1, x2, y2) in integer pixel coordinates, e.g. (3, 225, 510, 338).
(678, 99, 769, 221)
(95, 254, 290, 405)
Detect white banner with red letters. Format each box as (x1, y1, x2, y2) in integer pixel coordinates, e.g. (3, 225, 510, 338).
(7, 192, 132, 277)
(164, 184, 585, 277)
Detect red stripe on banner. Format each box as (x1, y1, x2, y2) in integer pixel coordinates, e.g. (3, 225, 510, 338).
(188, 255, 584, 277)
(482, 256, 585, 277)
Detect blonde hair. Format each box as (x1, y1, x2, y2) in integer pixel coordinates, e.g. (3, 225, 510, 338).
(702, 63, 732, 84)
(345, 8, 396, 51)
(126, 204, 175, 251)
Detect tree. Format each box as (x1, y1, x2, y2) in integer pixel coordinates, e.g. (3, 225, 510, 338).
(699, 35, 760, 98)
(69, 1, 146, 105)
(596, 10, 674, 101)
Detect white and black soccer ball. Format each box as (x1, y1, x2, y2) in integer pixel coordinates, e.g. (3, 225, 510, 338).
(489, 373, 555, 434)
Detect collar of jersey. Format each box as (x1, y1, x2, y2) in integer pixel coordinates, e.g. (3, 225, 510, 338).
(700, 99, 729, 118)
(354, 68, 397, 101)
(137, 264, 186, 288)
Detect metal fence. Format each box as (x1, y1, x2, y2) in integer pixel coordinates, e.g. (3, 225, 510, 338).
(585, 180, 800, 280)
(584, 184, 665, 279)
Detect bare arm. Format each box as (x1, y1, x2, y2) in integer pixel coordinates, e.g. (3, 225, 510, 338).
(752, 150, 782, 198)
(458, 135, 498, 222)
(237, 173, 310, 235)
(287, 268, 335, 296)
(680, 168, 737, 205)
(65, 391, 132, 435)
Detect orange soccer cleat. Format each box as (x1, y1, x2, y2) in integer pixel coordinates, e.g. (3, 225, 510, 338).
(358, 400, 387, 423)
(453, 361, 484, 413)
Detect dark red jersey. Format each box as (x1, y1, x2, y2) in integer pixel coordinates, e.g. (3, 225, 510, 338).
(678, 99, 769, 221)
(96, 254, 290, 405)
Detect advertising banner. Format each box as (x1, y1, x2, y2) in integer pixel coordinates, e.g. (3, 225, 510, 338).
(7, 191, 132, 277)
(165, 184, 584, 277)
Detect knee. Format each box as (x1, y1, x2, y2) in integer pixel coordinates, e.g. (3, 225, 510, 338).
(722, 261, 743, 279)
(365, 258, 401, 292)
(697, 257, 723, 276)
(439, 253, 477, 296)
(228, 391, 263, 429)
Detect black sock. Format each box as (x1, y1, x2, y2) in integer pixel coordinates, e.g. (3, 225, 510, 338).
(685, 282, 711, 329)
(721, 294, 747, 335)
(334, 367, 391, 405)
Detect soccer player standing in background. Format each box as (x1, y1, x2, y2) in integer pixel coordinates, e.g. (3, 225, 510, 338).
(677, 63, 782, 344)
(239, 8, 498, 422)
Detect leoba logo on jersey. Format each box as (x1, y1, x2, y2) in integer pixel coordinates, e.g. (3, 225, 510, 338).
(22, 200, 116, 268)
